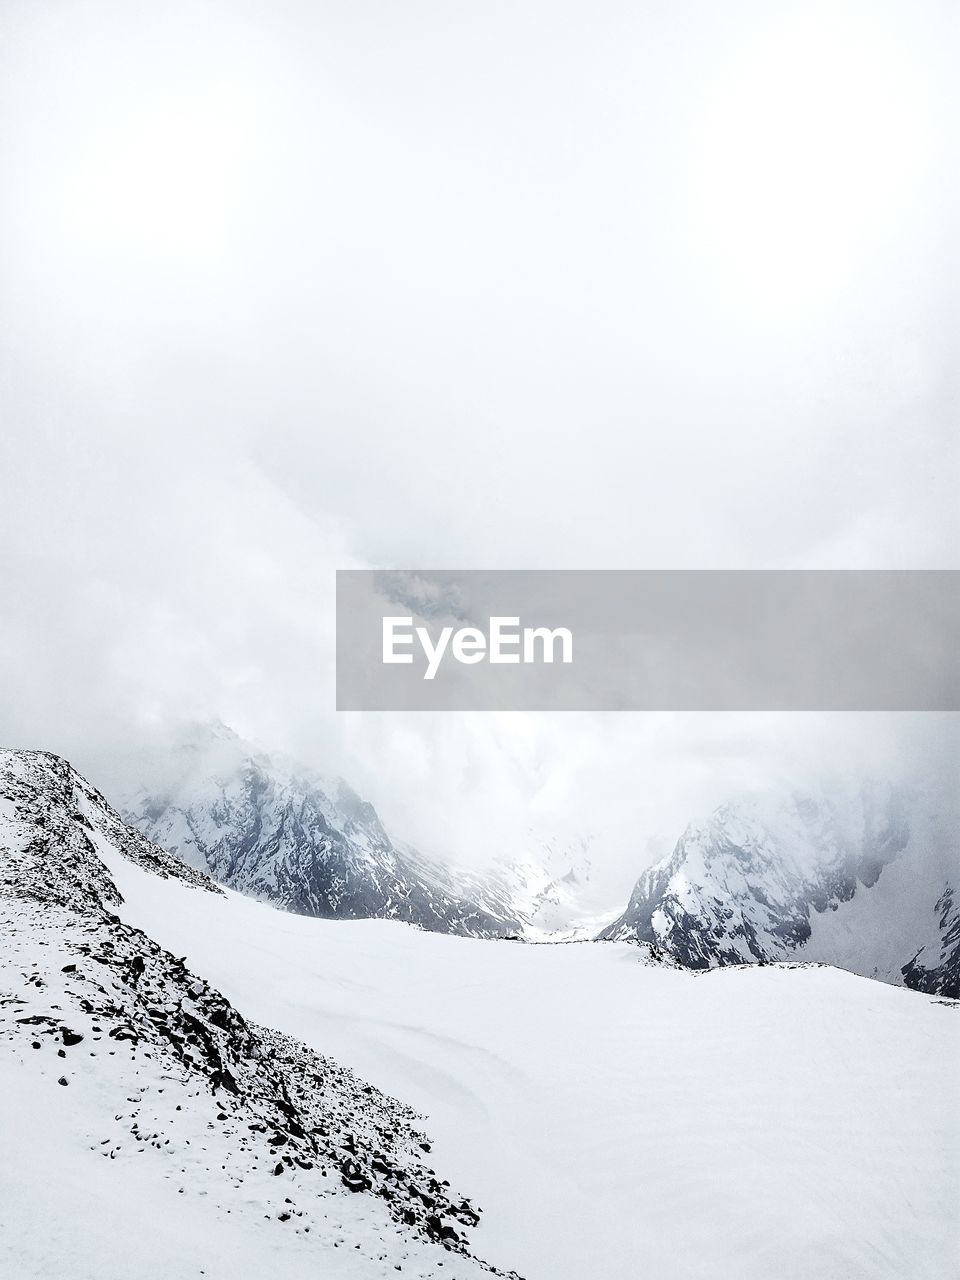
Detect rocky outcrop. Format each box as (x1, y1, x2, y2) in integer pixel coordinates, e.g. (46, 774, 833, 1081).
(120, 724, 525, 939)
(901, 886, 960, 999)
(0, 746, 521, 1276)
(598, 783, 959, 999)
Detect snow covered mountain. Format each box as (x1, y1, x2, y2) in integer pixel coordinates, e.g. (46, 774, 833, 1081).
(4, 745, 957, 1279)
(598, 782, 960, 997)
(0, 747, 517, 1279)
(115, 725, 960, 990)
(119, 723, 526, 939)
(463, 839, 612, 941)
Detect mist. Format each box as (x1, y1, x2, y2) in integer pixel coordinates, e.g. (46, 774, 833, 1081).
(0, 0, 956, 891)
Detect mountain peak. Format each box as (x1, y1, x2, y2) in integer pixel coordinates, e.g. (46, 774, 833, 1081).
(118, 732, 525, 937)
(598, 779, 959, 997)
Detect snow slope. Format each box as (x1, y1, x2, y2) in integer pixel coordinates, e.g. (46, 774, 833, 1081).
(0, 749, 513, 1280)
(98, 841, 960, 1280)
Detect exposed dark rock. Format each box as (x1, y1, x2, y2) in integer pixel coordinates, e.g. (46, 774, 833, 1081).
(121, 727, 524, 939)
(598, 784, 958, 999)
(1, 746, 524, 1277)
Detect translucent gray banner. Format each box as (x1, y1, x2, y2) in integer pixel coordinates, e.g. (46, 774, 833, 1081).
(336, 570, 960, 711)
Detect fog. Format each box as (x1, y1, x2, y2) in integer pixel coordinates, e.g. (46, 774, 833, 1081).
(0, 0, 955, 887)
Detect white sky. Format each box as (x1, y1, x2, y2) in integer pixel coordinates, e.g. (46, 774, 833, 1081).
(0, 1, 956, 893)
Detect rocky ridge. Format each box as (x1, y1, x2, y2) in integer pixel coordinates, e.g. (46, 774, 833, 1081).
(598, 783, 960, 999)
(120, 725, 526, 939)
(0, 747, 520, 1278)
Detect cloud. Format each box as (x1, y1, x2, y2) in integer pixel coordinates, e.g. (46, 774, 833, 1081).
(0, 0, 955, 888)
